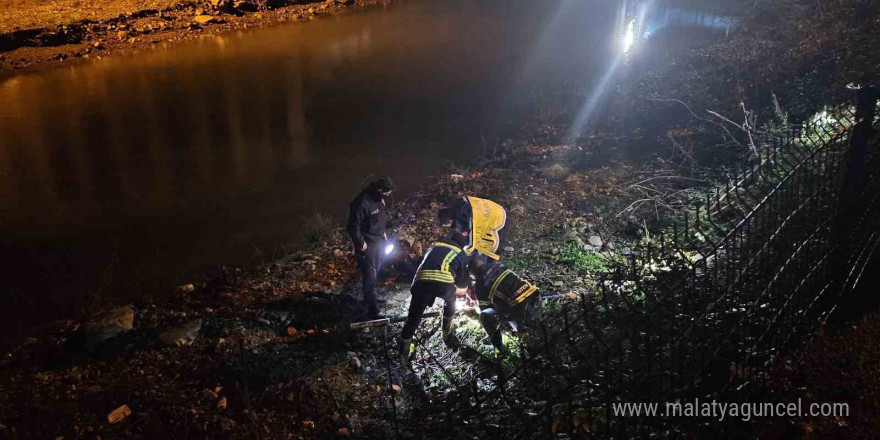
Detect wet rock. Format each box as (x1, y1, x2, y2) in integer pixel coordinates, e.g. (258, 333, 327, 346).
(84, 305, 135, 348)
(588, 235, 603, 248)
(194, 15, 222, 25)
(234, 1, 258, 12)
(209, 0, 233, 10)
(348, 352, 362, 369)
(158, 319, 202, 346)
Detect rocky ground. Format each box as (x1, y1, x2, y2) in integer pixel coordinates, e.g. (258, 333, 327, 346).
(2, 0, 879, 437)
(0, 0, 391, 73)
(3, 117, 873, 438)
(0, 117, 689, 438)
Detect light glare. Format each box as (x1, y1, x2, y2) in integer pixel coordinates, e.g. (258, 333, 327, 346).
(623, 19, 635, 54)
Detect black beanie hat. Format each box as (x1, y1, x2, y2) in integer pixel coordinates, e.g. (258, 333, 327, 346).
(376, 177, 395, 191)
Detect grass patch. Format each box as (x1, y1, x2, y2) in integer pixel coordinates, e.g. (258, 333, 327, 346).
(506, 253, 545, 273)
(557, 241, 608, 273)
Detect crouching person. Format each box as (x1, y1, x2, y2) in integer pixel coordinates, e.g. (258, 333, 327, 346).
(398, 230, 471, 363)
(470, 254, 541, 355)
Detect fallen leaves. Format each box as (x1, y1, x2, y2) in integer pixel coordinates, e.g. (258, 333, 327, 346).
(107, 404, 131, 424)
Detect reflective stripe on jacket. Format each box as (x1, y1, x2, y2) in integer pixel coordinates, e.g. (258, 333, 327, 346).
(414, 242, 469, 286)
(474, 262, 538, 309)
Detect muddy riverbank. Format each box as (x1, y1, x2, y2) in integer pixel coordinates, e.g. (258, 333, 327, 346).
(2, 0, 880, 437)
(0, 0, 394, 73)
(0, 121, 650, 438)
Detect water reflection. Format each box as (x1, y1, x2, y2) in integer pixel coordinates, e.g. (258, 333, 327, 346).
(0, 0, 733, 333)
(0, 45, 312, 233)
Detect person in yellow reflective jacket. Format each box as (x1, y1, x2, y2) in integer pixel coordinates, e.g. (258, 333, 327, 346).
(398, 230, 470, 363)
(438, 196, 510, 260)
(469, 253, 541, 355)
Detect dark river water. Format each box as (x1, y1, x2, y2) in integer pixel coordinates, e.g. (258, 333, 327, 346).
(0, 0, 732, 333)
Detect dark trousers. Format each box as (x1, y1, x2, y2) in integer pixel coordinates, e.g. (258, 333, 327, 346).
(479, 293, 540, 349)
(401, 281, 456, 340)
(356, 243, 381, 316)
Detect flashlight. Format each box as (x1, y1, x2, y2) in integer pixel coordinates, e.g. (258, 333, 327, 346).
(384, 243, 395, 255)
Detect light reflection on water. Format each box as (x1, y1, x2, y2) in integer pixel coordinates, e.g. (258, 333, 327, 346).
(0, 0, 732, 328)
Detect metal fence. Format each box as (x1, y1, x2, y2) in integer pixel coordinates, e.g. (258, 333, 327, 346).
(379, 88, 880, 439)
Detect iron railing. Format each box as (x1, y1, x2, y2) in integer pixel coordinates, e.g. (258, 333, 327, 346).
(375, 87, 880, 439)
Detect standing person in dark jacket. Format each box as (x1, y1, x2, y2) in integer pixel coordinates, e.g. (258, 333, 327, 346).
(398, 230, 470, 363)
(347, 177, 395, 319)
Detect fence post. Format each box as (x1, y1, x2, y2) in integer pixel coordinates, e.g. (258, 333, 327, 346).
(831, 86, 879, 321)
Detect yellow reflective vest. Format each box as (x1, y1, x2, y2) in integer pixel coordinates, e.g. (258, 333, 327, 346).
(465, 196, 507, 260)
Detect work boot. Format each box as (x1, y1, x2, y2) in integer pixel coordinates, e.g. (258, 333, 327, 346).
(494, 345, 511, 358)
(489, 330, 506, 354)
(398, 339, 414, 365)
